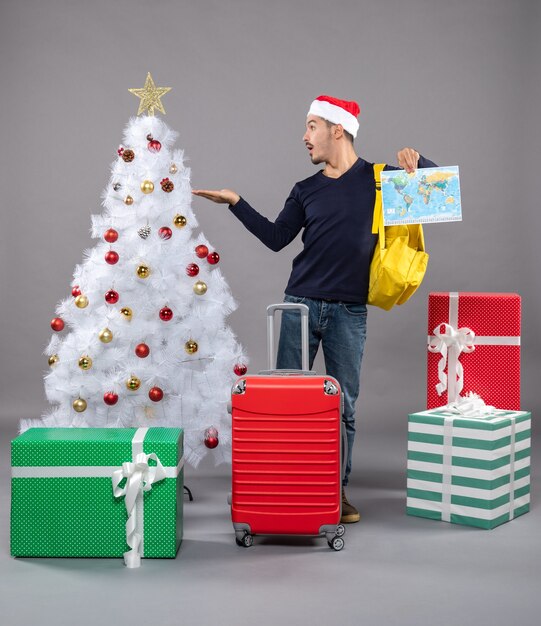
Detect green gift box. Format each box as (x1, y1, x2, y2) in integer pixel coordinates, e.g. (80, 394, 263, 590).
(11, 427, 183, 566)
(407, 408, 531, 529)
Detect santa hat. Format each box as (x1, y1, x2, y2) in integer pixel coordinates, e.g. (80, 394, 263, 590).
(307, 95, 360, 138)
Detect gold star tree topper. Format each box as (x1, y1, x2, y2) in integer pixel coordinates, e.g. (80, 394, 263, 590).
(128, 72, 172, 116)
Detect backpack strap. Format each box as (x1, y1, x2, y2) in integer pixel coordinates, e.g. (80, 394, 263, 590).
(372, 163, 386, 249)
(407, 223, 425, 251)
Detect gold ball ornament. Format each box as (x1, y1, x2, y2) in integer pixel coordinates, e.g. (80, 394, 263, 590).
(173, 214, 187, 228)
(48, 354, 59, 366)
(136, 264, 151, 279)
(140, 180, 154, 194)
(169, 163, 178, 174)
(78, 355, 93, 370)
(120, 307, 133, 320)
(73, 398, 87, 412)
(185, 339, 199, 354)
(75, 294, 89, 309)
(124, 195, 134, 206)
(193, 280, 208, 296)
(126, 375, 141, 391)
(99, 328, 113, 343)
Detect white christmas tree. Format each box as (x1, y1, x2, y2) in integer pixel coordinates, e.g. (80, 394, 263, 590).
(25, 74, 248, 467)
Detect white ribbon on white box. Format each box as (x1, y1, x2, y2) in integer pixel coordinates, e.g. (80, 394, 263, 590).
(427, 292, 521, 402)
(440, 399, 517, 523)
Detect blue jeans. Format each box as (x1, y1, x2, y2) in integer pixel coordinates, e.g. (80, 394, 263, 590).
(276, 295, 368, 486)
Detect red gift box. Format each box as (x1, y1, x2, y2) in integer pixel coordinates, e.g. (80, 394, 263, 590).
(427, 292, 521, 410)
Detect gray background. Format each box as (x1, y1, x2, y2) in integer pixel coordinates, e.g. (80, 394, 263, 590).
(0, 1, 539, 625)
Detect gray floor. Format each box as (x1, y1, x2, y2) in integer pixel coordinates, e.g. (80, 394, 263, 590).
(1, 418, 539, 626)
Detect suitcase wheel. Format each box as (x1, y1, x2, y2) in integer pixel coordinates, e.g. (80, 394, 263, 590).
(328, 536, 345, 551)
(236, 533, 254, 548)
(335, 524, 345, 538)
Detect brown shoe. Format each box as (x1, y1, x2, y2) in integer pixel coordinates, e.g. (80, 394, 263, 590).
(341, 488, 360, 523)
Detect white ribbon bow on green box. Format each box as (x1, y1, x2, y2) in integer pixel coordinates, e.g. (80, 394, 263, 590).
(111, 427, 182, 568)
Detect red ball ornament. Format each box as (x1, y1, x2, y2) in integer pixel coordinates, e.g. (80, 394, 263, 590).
(105, 250, 119, 265)
(105, 289, 119, 304)
(51, 317, 64, 332)
(148, 139, 162, 153)
(104, 228, 118, 243)
(149, 386, 164, 402)
(204, 426, 219, 449)
(104, 392, 119, 406)
(207, 251, 220, 265)
(234, 363, 247, 376)
(195, 244, 209, 258)
(186, 263, 199, 277)
(71, 285, 81, 297)
(158, 226, 172, 240)
(135, 343, 150, 358)
(159, 306, 173, 321)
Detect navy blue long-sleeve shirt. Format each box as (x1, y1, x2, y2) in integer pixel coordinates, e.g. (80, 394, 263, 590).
(229, 155, 437, 303)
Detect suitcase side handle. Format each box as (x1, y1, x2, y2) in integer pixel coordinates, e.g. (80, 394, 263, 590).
(341, 420, 348, 481)
(266, 303, 310, 372)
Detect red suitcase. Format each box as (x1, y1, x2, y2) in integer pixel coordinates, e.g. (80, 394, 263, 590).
(230, 303, 346, 550)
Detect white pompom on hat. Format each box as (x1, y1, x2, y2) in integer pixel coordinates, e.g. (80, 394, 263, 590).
(307, 95, 360, 138)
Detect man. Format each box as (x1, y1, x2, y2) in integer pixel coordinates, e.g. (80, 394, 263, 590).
(193, 94, 436, 523)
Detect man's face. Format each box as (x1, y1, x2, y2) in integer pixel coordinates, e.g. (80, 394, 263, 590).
(303, 115, 333, 164)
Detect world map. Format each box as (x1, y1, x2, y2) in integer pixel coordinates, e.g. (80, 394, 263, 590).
(381, 166, 462, 225)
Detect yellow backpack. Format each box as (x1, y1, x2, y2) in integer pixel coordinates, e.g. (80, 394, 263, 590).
(367, 163, 429, 311)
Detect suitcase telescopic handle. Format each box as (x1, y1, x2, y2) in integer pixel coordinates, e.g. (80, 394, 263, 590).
(266, 303, 310, 372)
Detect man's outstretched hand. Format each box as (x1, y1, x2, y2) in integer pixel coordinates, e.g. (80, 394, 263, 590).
(396, 148, 420, 174)
(192, 189, 240, 205)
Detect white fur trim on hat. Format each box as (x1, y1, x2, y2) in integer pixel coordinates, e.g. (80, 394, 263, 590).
(308, 100, 359, 138)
